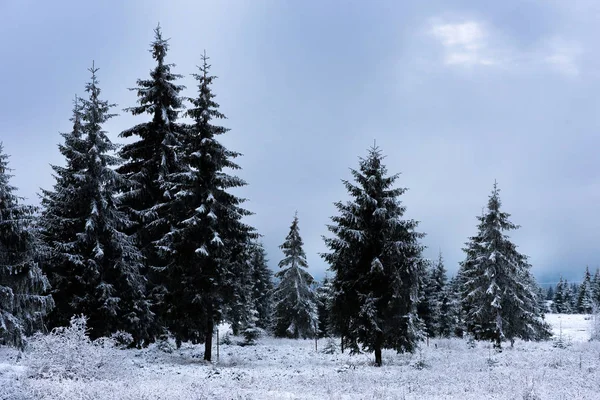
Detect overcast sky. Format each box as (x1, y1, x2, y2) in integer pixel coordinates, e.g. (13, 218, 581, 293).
(2, 0, 599, 285)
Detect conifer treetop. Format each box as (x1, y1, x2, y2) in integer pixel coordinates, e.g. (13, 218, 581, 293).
(279, 212, 308, 270)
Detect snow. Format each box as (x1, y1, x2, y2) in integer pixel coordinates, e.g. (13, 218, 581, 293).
(545, 313, 592, 342)
(1, 314, 599, 399)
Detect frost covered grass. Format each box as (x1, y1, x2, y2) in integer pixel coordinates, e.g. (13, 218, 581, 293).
(1, 314, 600, 399)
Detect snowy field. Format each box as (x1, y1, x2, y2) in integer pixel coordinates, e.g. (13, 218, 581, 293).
(1, 314, 599, 400)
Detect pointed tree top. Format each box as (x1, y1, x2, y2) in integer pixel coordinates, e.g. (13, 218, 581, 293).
(151, 24, 169, 63)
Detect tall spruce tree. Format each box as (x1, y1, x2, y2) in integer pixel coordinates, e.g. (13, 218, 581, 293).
(39, 96, 89, 329)
(431, 252, 453, 337)
(546, 286, 554, 301)
(273, 213, 318, 339)
(593, 269, 600, 309)
(40, 66, 153, 344)
(117, 25, 187, 332)
(156, 52, 254, 361)
(315, 275, 334, 338)
(249, 241, 274, 331)
(459, 182, 550, 349)
(448, 274, 465, 337)
(0, 144, 54, 348)
(577, 267, 594, 314)
(417, 260, 436, 338)
(322, 146, 425, 366)
(552, 277, 569, 313)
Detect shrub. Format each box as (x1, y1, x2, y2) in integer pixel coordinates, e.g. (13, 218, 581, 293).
(24, 315, 126, 381)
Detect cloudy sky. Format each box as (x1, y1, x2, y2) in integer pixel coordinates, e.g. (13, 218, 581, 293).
(2, 0, 599, 285)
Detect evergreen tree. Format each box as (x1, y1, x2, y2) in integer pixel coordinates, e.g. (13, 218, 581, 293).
(447, 275, 465, 337)
(248, 241, 274, 331)
(117, 25, 187, 334)
(417, 260, 436, 338)
(273, 213, 318, 339)
(40, 66, 153, 344)
(0, 144, 54, 348)
(577, 267, 594, 314)
(322, 146, 425, 366)
(228, 242, 257, 336)
(593, 269, 600, 309)
(546, 286, 554, 301)
(156, 52, 254, 361)
(431, 252, 453, 337)
(552, 277, 569, 313)
(39, 96, 89, 329)
(459, 182, 550, 349)
(564, 282, 577, 312)
(315, 275, 334, 338)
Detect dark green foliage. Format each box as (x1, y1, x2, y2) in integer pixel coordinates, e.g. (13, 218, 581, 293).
(417, 260, 436, 338)
(273, 213, 318, 339)
(430, 253, 453, 337)
(577, 267, 594, 313)
(40, 66, 153, 345)
(459, 182, 550, 349)
(117, 25, 187, 338)
(546, 286, 554, 301)
(315, 275, 333, 338)
(249, 241, 274, 330)
(322, 146, 425, 366)
(552, 277, 570, 313)
(0, 144, 53, 348)
(156, 52, 255, 361)
(593, 269, 600, 308)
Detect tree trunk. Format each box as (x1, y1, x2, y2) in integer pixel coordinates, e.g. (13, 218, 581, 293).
(340, 335, 344, 354)
(204, 304, 214, 361)
(374, 345, 382, 367)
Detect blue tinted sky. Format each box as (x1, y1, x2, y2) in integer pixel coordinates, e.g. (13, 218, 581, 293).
(2, 0, 599, 285)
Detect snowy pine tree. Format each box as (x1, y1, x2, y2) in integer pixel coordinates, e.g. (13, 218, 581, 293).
(39, 96, 89, 329)
(156, 52, 255, 361)
(322, 145, 425, 366)
(552, 277, 569, 313)
(577, 267, 594, 314)
(593, 269, 600, 309)
(431, 252, 453, 337)
(228, 242, 258, 336)
(315, 275, 334, 338)
(564, 282, 577, 312)
(40, 65, 153, 344)
(273, 213, 318, 339)
(249, 241, 274, 331)
(459, 182, 550, 349)
(448, 274, 465, 337)
(417, 260, 436, 338)
(117, 25, 187, 332)
(0, 144, 53, 348)
(546, 286, 554, 301)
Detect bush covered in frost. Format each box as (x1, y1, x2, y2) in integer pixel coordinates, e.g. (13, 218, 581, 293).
(24, 315, 127, 380)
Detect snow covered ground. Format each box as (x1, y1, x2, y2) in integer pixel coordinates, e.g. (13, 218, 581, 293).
(1, 314, 599, 399)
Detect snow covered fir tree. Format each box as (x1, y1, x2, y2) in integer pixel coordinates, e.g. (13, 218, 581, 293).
(0, 144, 53, 348)
(5, 23, 600, 399)
(458, 182, 551, 349)
(117, 24, 187, 340)
(273, 213, 318, 339)
(248, 241, 274, 331)
(322, 145, 425, 366)
(39, 65, 153, 345)
(577, 266, 594, 313)
(155, 52, 255, 361)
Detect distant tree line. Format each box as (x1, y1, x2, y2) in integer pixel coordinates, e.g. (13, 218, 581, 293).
(0, 24, 560, 366)
(545, 267, 600, 314)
